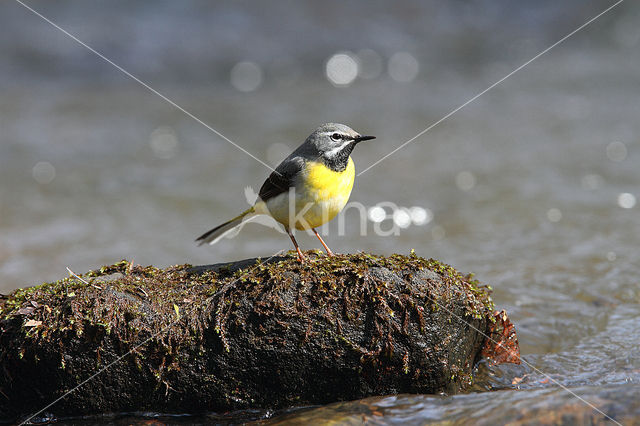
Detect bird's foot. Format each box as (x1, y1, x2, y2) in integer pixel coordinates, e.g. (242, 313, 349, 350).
(295, 248, 306, 262)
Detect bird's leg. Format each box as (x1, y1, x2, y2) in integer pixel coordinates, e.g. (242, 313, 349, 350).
(287, 229, 306, 262)
(312, 228, 334, 257)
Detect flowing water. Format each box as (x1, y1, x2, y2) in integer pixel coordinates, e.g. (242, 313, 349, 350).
(1, 0, 639, 424)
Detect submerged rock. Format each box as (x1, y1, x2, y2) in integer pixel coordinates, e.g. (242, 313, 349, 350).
(0, 252, 518, 421)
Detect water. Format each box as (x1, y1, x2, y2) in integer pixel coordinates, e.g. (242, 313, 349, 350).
(1, 0, 639, 423)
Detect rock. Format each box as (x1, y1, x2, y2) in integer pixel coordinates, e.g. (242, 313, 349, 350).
(0, 252, 518, 422)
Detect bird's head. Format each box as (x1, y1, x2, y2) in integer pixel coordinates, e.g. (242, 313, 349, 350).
(307, 123, 375, 162)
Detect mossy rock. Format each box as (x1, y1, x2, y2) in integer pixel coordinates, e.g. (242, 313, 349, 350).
(0, 251, 512, 422)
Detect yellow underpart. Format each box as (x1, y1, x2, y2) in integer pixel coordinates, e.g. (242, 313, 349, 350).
(297, 158, 355, 229)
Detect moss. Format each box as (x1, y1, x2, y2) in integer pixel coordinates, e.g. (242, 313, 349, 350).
(200, 250, 496, 380)
(0, 259, 223, 384)
(1, 251, 498, 416)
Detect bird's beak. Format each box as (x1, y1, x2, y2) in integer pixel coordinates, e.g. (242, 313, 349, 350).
(353, 135, 376, 144)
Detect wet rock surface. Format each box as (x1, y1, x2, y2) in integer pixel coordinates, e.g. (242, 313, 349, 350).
(0, 252, 516, 422)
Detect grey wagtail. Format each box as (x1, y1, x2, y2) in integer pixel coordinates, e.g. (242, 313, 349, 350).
(196, 123, 375, 261)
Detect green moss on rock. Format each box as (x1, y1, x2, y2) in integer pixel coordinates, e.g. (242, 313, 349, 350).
(0, 251, 504, 421)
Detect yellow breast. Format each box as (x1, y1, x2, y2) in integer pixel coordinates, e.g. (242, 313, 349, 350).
(304, 158, 355, 202)
(296, 158, 355, 229)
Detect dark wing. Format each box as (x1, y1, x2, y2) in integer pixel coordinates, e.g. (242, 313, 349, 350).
(258, 156, 303, 202)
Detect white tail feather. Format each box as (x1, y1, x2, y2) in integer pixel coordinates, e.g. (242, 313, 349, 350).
(196, 208, 255, 245)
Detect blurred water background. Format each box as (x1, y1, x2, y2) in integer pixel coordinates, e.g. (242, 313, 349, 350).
(1, 0, 639, 423)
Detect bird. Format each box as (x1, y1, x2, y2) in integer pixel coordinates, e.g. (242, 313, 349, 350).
(196, 123, 375, 261)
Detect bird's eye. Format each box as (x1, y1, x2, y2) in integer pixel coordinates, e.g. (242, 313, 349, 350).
(330, 133, 342, 141)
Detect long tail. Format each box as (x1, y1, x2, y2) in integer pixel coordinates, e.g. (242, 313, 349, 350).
(196, 207, 255, 246)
